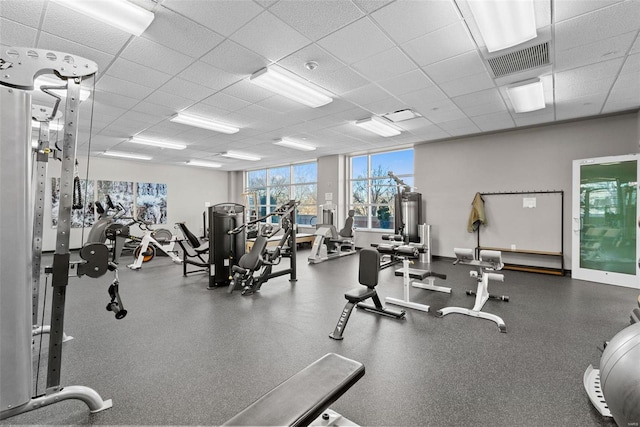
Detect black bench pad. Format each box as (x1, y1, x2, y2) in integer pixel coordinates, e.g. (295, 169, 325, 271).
(222, 353, 365, 427)
(395, 268, 447, 281)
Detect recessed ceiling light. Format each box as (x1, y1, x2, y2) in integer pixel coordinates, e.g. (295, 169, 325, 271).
(249, 67, 332, 108)
(467, 0, 537, 52)
(186, 160, 222, 168)
(274, 138, 316, 151)
(102, 151, 152, 161)
(129, 136, 186, 150)
(354, 116, 402, 137)
(221, 151, 261, 161)
(506, 79, 545, 113)
(51, 0, 154, 36)
(170, 112, 239, 134)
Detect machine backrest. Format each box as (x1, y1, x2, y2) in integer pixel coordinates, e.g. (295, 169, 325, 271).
(454, 247, 475, 263)
(479, 250, 504, 270)
(176, 222, 201, 248)
(358, 248, 379, 289)
(239, 235, 269, 270)
(338, 210, 355, 238)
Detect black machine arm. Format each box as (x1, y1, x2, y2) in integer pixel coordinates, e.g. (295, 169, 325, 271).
(228, 200, 300, 235)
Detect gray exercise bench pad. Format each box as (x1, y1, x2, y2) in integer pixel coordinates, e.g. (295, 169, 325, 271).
(222, 353, 365, 426)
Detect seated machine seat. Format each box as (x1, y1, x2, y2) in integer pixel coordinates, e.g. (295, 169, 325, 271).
(345, 286, 377, 303)
(234, 235, 269, 275)
(222, 353, 364, 427)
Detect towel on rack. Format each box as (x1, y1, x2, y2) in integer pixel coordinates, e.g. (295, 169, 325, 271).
(467, 192, 486, 232)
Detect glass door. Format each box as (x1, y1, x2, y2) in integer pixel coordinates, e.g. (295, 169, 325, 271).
(572, 154, 639, 288)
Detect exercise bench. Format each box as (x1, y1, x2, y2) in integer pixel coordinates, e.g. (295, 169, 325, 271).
(222, 353, 364, 426)
(329, 248, 405, 340)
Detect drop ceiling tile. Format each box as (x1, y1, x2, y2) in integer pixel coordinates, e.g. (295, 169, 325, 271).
(555, 57, 625, 100)
(160, 77, 216, 102)
(104, 58, 172, 89)
(178, 61, 241, 91)
(0, 0, 45, 28)
(201, 92, 252, 112)
(120, 37, 195, 76)
(555, 31, 636, 72)
(397, 86, 448, 110)
(423, 51, 487, 85)
(556, 94, 607, 120)
(438, 117, 480, 132)
(351, 0, 394, 13)
(132, 101, 177, 118)
(255, 95, 305, 113)
(95, 91, 140, 110)
(222, 79, 274, 104)
(402, 21, 476, 67)
(620, 52, 640, 74)
(513, 109, 556, 127)
(362, 97, 411, 116)
(38, 32, 114, 74)
(452, 88, 503, 108)
(407, 124, 450, 141)
(471, 111, 515, 132)
(631, 35, 640, 54)
(230, 11, 311, 62)
(200, 39, 268, 76)
(317, 17, 395, 65)
(162, 0, 263, 37)
(42, 2, 132, 55)
(439, 72, 495, 98)
(603, 70, 640, 112)
(555, 1, 640, 51)
(1, 17, 37, 47)
(277, 44, 348, 92)
(142, 8, 224, 58)
(269, 0, 363, 41)
(554, 0, 624, 22)
(371, 0, 459, 45)
(96, 75, 155, 100)
(394, 116, 431, 132)
(342, 83, 392, 106)
(377, 69, 434, 96)
(350, 47, 417, 82)
(421, 104, 467, 124)
(311, 66, 370, 96)
(144, 90, 194, 112)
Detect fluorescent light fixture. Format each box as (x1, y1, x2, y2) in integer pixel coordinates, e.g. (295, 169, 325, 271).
(129, 136, 186, 150)
(467, 0, 537, 52)
(34, 75, 91, 101)
(221, 151, 261, 161)
(354, 116, 402, 137)
(186, 160, 222, 168)
(102, 151, 152, 161)
(249, 67, 333, 108)
(170, 113, 239, 134)
(32, 121, 64, 131)
(506, 79, 545, 113)
(273, 138, 316, 151)
(51, 0, 154, 36)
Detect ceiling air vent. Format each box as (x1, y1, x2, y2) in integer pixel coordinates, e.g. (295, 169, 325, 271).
(487, 42, 549, 78)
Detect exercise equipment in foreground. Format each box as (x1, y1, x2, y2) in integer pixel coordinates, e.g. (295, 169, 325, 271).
(174, 222, 210, 276)
(222, 353, 364, 426)
(377, 244, 448, 313)
(1, 47, 112, 420)
(127, 220, 181, 270)
(308, 206, 356, 264)
(228, 200, 299, 296)
(329, 248, 405, 340)
(209, 203, 245, 289)
(437, 248, 509, 333)
(583, 322, 640, 426)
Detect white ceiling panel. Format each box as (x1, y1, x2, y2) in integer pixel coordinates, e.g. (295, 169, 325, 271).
(317, 17, 395, 65)
(554, 0, 640, 51)
(371, 0, 460, 45)
(1, 18, 37, 47)
(162, 0, 263, 37)
(230, 11, 311, 62)
(350, 47, 417, 82)
(269, 0, 363, 42)
(142, 8, 224, 58)
(0, 0, 44, 28)
(120, 37, 195, 75)
(555, 31, 637, 72)
(402, 21, 476, 67)
(3, 0, 638, 171)
(104, 58, 172, 89)
(42, 2, 132, 55)
(200, 39, 268, 76)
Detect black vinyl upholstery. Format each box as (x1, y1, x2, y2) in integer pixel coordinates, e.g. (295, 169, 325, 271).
(222, 353, 364, 427)
(358, 248, 379, 288)
(238, 235, 269, 270)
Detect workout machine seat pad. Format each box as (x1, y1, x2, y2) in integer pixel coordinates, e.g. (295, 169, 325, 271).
(345, 286, 377, 303)
(222, 353, 365, 427)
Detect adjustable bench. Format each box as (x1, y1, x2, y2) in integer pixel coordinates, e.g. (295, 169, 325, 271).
(222, 353, 364, 426)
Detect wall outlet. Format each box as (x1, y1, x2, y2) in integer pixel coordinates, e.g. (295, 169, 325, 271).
(511, 244, 516, 250)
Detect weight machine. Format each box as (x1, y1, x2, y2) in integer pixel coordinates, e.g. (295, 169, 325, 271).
(1, 47, 115, 420)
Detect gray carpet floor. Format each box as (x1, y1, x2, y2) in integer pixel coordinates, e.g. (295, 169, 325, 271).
(2, 247, 638, 426)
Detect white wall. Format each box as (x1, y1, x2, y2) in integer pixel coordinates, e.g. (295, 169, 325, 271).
(414, 112, 639, 268)
(43, 156, 229, 251)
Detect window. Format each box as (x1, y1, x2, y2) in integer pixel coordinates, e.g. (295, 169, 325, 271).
(349, 149, 414, 230)
(246, 162, 317, 225)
